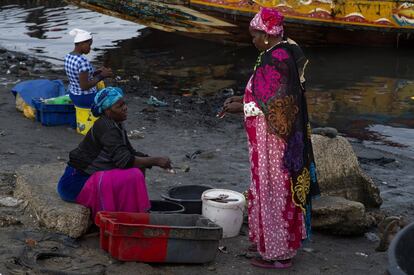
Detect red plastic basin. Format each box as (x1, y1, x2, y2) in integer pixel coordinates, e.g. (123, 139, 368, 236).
(95, 211, 222, 263)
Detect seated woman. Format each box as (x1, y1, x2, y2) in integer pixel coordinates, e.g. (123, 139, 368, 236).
(64, 28, 113, 108)
(57, 87, 171, 219)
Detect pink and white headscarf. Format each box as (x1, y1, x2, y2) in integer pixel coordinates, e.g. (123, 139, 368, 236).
(250, 7, 284, 37)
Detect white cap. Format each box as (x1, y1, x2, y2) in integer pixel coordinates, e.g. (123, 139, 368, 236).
(69, 28, 92, 43)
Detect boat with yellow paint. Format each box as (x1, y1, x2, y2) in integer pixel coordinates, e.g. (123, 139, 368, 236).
(67, 0, 414, 46)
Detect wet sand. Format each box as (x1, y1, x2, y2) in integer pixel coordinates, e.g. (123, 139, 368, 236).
(0, 47, 414, 274)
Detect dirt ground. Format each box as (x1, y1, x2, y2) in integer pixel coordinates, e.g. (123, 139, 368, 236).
(0, 49, 413, 275)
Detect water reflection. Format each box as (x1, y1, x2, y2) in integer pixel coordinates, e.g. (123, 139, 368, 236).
(92, 29, 244, 98)
(25, 7, 47, 39)
(307, 77, 414, 147)
(308, 77, 413, 124)
(305, 47, 414, 86)
(97, 32, 414, 146)
(0, 0, 144, 63)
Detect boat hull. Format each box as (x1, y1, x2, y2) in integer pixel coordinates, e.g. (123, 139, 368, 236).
(67, 0, 414, 46)
(191, 0, 414, 32)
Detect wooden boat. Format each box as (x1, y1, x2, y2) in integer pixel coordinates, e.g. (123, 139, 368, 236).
(67, 0, 414, 46)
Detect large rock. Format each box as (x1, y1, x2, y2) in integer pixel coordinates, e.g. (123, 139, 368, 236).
(14, 163, 90, 238)
(312, 196, 375, 235)
(312, 134, 382, 208)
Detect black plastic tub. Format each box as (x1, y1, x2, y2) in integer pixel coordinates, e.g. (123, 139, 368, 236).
(149, 200, 185, 214)
(388, 222, 414, 275)
(161, 185, 213, 214)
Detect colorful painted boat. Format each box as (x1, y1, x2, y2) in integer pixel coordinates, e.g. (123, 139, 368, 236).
(67, 0, 414, 46)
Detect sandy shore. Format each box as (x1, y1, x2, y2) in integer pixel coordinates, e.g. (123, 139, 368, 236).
(0, 48, 413, 274)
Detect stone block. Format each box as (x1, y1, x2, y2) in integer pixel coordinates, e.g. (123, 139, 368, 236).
(312, 196, 375, 235)
(14, 163, 90, 238)
(312, 134, 382, 208)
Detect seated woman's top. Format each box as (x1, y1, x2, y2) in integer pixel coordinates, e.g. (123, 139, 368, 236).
(68, 115, 147, 175)
(64, 53, 97, 96)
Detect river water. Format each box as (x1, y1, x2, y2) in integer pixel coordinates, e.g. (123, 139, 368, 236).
(1, 0, 413, 158)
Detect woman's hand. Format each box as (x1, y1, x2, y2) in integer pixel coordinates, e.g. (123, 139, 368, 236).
(223, 101, 244, 114)
(221, 96, 243, 115)
(134, 156, 171, 170)
(224, 96, 243, 105)
(99, 67, 113, 78)
(79, 67, 113, 90)
(155, 157, 172, 169)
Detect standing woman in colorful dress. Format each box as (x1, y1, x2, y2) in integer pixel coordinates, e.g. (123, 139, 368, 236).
(222, 7, 320, 269)
(64, 28, 113, 108)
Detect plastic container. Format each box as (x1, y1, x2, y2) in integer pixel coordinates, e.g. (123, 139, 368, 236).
(161, 185, 213, 214)
(16, 94, 36, 120)
(95, 212, 222, 263)
(149, 200, 185, 214)
(388, 221, 414, 275)
(32, 98, 76, 128)
(75, 106, 98, 135)
(96, 80, 105, 91)
(44, 94, 72, 105)
(201, 189, 246, 238)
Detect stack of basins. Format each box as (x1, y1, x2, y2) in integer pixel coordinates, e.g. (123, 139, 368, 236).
(160, 185, 246, 238)
(161, 185, 214, 214)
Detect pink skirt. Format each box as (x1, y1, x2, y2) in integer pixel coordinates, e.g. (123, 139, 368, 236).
(76, 168, 150, 221)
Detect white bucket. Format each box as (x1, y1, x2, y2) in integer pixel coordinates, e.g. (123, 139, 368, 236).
(201, 189, 246, 238)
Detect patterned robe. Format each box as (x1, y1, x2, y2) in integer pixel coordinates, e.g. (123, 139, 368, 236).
(245, 42, 320, 260)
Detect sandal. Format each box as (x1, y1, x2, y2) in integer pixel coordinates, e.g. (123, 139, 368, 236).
(250, 257, 292, 269)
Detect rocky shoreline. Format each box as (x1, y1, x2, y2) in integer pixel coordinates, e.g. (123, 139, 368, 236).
(0, 48, 63, 78)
